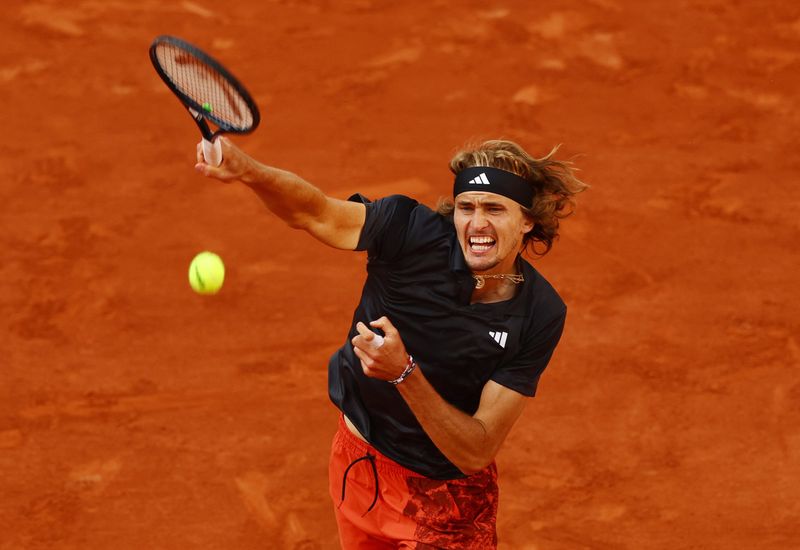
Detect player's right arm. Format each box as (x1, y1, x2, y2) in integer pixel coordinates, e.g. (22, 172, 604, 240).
(195, 137, 365, 250)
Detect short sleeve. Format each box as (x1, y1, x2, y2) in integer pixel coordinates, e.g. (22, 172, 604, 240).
(348, 194, 419, 262)
(490, 308, 567, 397)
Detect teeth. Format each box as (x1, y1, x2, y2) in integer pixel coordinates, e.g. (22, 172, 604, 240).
(469, 235, 495, 253)
(470, 236, 495, 244)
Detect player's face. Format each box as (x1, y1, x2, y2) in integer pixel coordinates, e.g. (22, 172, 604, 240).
(454, 192, 534, 275)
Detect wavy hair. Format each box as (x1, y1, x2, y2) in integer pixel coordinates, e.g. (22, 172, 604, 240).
(439, 140, 588, 256)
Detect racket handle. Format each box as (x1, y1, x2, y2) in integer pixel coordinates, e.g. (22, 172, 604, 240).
(202, 137, 222, 167)
(371, 334, 385, 349)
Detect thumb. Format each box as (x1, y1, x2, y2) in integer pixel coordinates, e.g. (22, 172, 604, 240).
(369, 316, 395, 335)
(195, 162, 220, 178)
(355, 321, 372, 337)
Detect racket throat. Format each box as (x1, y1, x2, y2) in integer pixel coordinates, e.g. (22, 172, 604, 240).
(188, 107, 216, 141)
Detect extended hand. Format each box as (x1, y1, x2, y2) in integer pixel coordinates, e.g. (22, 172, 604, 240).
(351, 316, 411, 382)
(194, 136, 255, 182)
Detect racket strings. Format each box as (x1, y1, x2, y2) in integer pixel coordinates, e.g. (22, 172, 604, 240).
(155, 43, 255, 131)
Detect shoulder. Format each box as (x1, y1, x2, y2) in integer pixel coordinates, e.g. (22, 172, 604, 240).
(353, 193, 449, 234)
(348, 193, 419, 213)
(350, 194, 451, 258)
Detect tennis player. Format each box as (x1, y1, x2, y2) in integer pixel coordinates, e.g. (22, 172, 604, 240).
(195, 137, 587, 548)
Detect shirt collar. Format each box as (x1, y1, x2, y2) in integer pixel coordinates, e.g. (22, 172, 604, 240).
(449, 232, 471, 273)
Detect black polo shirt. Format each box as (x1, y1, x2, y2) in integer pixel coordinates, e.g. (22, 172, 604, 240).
(327, 194, 566, 480)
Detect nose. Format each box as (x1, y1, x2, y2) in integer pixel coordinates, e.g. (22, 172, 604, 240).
(470, 208, 490, 229)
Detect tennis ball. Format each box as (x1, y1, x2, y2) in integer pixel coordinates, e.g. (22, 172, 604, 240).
(202, 102, 213, 113)
(188, 251, 225, 295)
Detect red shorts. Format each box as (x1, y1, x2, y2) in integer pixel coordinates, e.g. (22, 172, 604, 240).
(329, 416, 498, 549)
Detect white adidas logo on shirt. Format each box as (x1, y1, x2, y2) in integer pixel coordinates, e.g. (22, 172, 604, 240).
(468, 172, 491, 185)
(489, 331, 508, 348)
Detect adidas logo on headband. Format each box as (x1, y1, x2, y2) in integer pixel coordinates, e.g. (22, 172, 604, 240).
(468, 172, 491, 185)
(454, 166, 534, 208)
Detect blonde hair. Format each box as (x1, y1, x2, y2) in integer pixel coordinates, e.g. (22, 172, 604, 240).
(439, 140, 588, 256)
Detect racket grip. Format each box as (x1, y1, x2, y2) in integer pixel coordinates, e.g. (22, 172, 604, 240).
(202, 137, 222, 167)
(371, 334, 385, 349)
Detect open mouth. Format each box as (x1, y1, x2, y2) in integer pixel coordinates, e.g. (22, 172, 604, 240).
(469, 235, 496, 253)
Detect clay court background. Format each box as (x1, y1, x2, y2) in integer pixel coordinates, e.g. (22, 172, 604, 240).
(2, 1, 799, 548)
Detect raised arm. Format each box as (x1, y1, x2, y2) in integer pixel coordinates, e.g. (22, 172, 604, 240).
(195, 137, 365, 250)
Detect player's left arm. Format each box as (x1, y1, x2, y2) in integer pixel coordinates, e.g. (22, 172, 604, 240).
(400, 372, 527, 476)
(352, 318, 528, 476)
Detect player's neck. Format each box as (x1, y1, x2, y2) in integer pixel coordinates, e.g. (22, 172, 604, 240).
(470, 276, 522, 304)
(470, 253, 524, 304)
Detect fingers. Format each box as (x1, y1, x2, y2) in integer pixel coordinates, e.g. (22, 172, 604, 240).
(351, 322, 385, 376)
(352, 317, 409, 381)
(354, 321, 382, 347)
(194, 137, 232, 179)
(195, 140, 216, 176)
(216, 135, 236, 160)
(352, 344, 372, 366)
(355, 321, 370, 337)
(352, 318, 389, 358)
(351, 344, 376, 377)
(369, 316, 396, 337)
(195, 161, 221, 178)
(352, 318, 396, 352)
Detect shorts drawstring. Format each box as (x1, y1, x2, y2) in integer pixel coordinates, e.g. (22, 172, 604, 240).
(339, 451, 380, 517)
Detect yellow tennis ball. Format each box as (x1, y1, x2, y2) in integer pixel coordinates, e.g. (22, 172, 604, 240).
(188, 251, 225, 295)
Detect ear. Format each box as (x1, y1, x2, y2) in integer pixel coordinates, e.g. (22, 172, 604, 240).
(520, 212, 535, 234)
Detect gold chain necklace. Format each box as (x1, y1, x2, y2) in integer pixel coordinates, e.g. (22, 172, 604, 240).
(473, 273, 525, 289)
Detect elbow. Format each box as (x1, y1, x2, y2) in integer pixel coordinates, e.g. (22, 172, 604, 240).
(454, 453, 495, 476)
(451, 422, 501, 475)
(286, 214, 312, 231)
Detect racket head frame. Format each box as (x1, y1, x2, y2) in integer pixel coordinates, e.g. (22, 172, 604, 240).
(149, 35, 261, 141)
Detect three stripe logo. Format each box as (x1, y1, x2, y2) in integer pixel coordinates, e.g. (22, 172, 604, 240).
(489, 331, 508, 348)
(468, 172, 491, 185)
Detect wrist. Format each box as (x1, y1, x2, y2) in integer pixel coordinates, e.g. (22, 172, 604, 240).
(240, 158, 263, 186)
(388, 355, 417, 385)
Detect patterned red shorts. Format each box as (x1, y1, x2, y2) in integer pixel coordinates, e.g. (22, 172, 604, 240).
(329, 416, 498, 549)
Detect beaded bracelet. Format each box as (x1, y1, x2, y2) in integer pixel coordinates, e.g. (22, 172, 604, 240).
(388, 355, 417, 385)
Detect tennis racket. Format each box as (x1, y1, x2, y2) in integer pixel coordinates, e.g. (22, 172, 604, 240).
(149, 35, 260, 166)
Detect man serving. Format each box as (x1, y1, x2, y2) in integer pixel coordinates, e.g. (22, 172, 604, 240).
(195, 137, 587, 549)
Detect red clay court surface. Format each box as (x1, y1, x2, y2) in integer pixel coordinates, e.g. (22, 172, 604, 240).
(2, 1, 799, 548)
